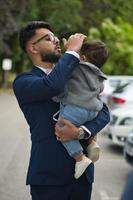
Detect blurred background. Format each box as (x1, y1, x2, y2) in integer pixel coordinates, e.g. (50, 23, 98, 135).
(0, 0, 133, 87)
(0, 0, 133, 199)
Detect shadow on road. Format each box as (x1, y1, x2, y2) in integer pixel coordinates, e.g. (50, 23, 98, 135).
(107, 144, 123, 155)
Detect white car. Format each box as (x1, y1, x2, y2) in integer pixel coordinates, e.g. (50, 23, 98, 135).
(108, 105, 133, 147)
(108, 80, 133, 110)
(124, 130, 133, 166)
(101, 75, 133, 106)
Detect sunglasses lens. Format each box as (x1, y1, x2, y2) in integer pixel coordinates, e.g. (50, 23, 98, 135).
(50, 35, 55, 42)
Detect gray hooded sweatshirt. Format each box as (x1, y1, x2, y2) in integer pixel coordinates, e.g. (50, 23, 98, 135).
(56, 61, 107, 112)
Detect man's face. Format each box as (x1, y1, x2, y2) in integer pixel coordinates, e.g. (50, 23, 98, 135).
(31, 28, 62, 63)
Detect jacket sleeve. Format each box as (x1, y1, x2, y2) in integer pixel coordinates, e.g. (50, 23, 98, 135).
(83, 104, 110, 136)
(13, 53, 79, 103)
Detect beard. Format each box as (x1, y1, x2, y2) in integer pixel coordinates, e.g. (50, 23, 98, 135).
(40, 51, 61, 63)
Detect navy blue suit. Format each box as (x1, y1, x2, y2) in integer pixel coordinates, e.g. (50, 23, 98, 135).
(121, 171, 133, 200)
(13, 53, 110, 199)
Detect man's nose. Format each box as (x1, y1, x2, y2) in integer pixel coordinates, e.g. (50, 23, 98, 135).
(54, 36, 60, 44)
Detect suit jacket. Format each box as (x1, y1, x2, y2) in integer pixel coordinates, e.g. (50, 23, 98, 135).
(13, 53, 110, 185)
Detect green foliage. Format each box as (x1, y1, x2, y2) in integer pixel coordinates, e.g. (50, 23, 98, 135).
(1, 0, 133, 76)
(82, 0, 112, 29)
(88, 18, 133, 75)
(82, 0, 133, 33)
(109, 0, 133, 24)
(37, 0, 83, 37)
(0, 0, 26, 55)
(21, 0, 39, 23)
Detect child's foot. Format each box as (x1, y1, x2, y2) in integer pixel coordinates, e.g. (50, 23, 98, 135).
(87, 141, 100, 162)
(74, 156, 92, 179)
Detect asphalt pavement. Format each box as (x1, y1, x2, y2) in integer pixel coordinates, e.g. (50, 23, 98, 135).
(0, 91, 31, 200)
(92, 130, 132, 200)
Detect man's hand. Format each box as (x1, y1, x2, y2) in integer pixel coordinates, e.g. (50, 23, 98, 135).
(63, 33, 86, 53)
(55, 118, 79, 141)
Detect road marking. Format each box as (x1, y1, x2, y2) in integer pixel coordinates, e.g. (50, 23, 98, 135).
(99, 190, 119, 200)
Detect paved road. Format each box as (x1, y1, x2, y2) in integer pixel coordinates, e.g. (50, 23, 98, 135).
(92, 131, 132, 200)
(0, 92, 31, 200)
(0, 92, 132, 200)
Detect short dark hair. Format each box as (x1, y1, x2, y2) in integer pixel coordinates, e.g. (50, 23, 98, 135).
(80, 40, 109, 68)
(19, 21, 52, 52)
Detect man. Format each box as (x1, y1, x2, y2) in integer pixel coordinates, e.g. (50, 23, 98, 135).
(13, 21, 110, 200)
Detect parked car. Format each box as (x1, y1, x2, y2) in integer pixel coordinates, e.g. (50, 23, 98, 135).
(108, 105, 133, 147)
(124, 130, 133, 166)
(101, 78, 115, 104)
(101, 75, 133, 106)
(108, 79, 133, 110)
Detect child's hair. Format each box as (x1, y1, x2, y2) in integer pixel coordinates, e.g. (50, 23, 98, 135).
(80, 40, 109, 68)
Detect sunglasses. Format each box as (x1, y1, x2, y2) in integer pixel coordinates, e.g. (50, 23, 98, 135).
(32, 33, 58, 45)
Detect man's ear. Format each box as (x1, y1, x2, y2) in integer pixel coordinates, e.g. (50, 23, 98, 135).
(26, 43, 39, 54)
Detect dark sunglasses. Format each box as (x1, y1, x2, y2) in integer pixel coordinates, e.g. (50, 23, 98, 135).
(32, 33, 58, 45)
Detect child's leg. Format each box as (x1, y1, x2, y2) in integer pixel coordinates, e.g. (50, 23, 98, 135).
(86, 136, 100, 163)
(58, 103, 87, 159)
(62, 138, 92, 179)
(73, 152, 92, 179)
(57, 104, 94, 178)
(86, 135, 97, 145)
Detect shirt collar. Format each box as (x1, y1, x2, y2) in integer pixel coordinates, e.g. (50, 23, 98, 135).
(35, 65, 54, 75)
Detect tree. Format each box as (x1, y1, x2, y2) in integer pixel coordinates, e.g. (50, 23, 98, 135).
(88, 18, 133, 75)
(1, 0, 133, 76)
(37, 0, 83, 37)
(0, 0, 26, 55)
(81, 0, 133, 33)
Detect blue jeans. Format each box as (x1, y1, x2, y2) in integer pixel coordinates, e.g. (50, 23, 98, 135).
(59, 103, 98, 157)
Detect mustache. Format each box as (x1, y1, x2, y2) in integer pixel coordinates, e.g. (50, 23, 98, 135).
(55, 45, 61, 49)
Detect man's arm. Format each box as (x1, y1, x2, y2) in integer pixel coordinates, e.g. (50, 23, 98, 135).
(13, 34, 86, 103)
(13, 54, 79, 103)
(55, 104, 110, 141)
(81, 104, 110, 137)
